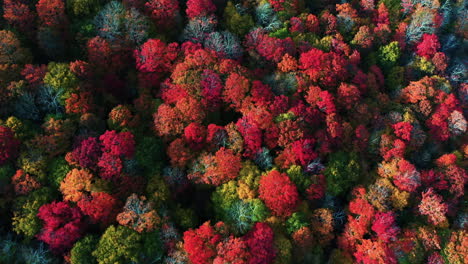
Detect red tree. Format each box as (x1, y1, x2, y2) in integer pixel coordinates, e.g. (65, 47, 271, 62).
(3, 0, 35, 33)
(258, 170, 299, 217)
(419, 188, 448, 226)
(70, 137, 102, 169)
(99, 130, 135, 159)
(0, 126, 20, 165)
(145, 0, 179, 29)
(37, 201, 85, 254)
(134, 39, 179, 73)
(416, 34, 440, 59)
(11, 169, 40, 195)
(244, 222, 276, 264)
(186, 0, 216, 19)
(371, 212, 400, 243)
(36, 0, 67, 28)
(77, 192, 120, 226)
(183, 221, 225, 264)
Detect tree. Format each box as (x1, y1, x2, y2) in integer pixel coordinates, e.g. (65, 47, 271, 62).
(116, 194, 161, 233)
(418, 188, 448, 226)
(12, 187, 56, 240)
(188, 147, 242, 186)
(70, 137, 102, 169)
(67, 0, 101, 16)
(36, 0, 67, 28)
(11, 169, 40, 196)
(214, 236, 251, 264)
(60, 168, 94, 202)
(371, 212, 399, 243)
(134, 39, 179, 73)
(70, 235, 99, 264)
(145, 0, 180, 29)
(324, 151, 361, 196)
(3, 0, 35, 33)
(183, 221, 225, 264)
(92, 225, 142, 264)
(43, 62, 78, 104)
(99, 130, 135, 159)
(224, 1, 254, 36)
(77, 192, 120, 226)
(37, 201, 85, 253)
(0, 126, 20, 165)
(416, 34, 440, 59)
(0, 30, 32, 65)
(186, 0, 216, 19)
(258, 170, 299, 217)
(378, 41, 400, 70)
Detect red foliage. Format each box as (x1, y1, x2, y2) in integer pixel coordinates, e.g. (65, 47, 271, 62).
(21, 64, 47, 87)
(70, 137, 101, 169)
(184, 122, 206, 150)
(65, 91, 95, 115)
(87, 36, 113, 69)
(167, 138, 196, 167)
(214, 237, 251, 264)
(0, 126, 20, 165)
(223, 72, 250, 109)
(77, 192, 120, 226)
(299, 48, 347, 87)
(183, 221, 224, 264)
(98, 152, 123, 181)
(244, 222, 276, 264)
(416, 34, 440, 59)
(245, 29, 296, 63)
(99, 130, 135, 159)
(236, 117, 262, 158)
(306, 174, 326, 200)
(36, 0, 67, 28)
(134, 39, 179, 73)
(392, 122, 413, 141)
(419, 188, 448, 226)
(186, 0, 216, 19)
(145, 0, 179, 28)
(371, 212, 399, 243)
(354, 239, 397, 264)
(37, 201, 85, 254)
(3, 0, 35, 33)
(337, 82, 361, 110)
(393, 159, 421, 193)
(258, 170, 299, 217)
(11, 169, 40, 195)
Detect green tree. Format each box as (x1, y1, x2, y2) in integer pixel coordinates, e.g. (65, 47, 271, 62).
(324, 151, 361, 196)
(93, 225, 141, 264)
(378, 41, 400, 71)
(43, 63, 78, 104)
(224, 2, 254, 36)
(70, 235, 99, 264)
(12, 187, 56, 240)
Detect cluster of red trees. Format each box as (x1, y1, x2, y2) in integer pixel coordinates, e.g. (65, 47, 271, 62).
(0, 0, 466, 263)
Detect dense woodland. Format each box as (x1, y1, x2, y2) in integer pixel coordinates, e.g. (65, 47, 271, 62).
(0, 0, 467, 263)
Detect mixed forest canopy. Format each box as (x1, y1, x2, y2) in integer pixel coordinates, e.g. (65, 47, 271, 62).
(0, 0, 467, 263)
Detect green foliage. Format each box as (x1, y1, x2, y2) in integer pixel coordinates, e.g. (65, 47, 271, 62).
(378, 41, 400, 70)
(92, 225, 141, 264)
(286, 165, 311, 193)
(135, 136, 164, 175)
(324, 151, 361, 196)
(224, 2, 254, 36)
(67, 0, 101, 16)
(174, 205, 198, 229)
(12, 187, 56, 240)
(47, 157, 70, 188)
(269, 25, 290, 39)
(226, 199, 268, 234)
(70, 235, 99, 264)
(43, 63, 78, 104)
(386, 66, 404, 91)
(18, 148, 48, 182)
(286, 212, 309, 234)
(212, 180, 239, 217)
